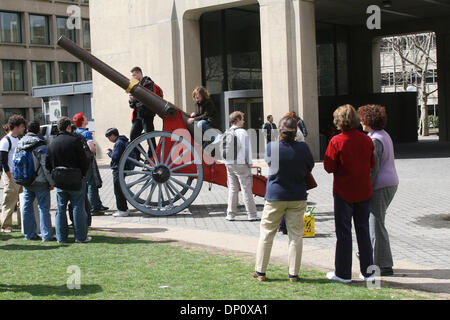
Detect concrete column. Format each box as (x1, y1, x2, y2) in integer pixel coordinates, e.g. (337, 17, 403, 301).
(259, 0, 320, 159)
(259, 0, 292, 117)
(180, 16, 202, 114)
(25, 60, 32, 95)
(23, 12, 30, 47)
(291, 0, 320, 159)
(436, 31, 450, 141)
(372, 37, 382, 93)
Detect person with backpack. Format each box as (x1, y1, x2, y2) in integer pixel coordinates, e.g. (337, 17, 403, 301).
(129, 66, 164, 154)
(45, 117, 91, 243)
(72, 112, 108, 216)
(105, 128, 132, 217)
(222, 111, 259, 222)
(0, 115, 26, 233)
(15, 121, 55, 241)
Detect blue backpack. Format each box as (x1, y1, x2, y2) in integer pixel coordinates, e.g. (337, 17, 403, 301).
(124, 141, 137, 171)
(13, 146, 42, 186)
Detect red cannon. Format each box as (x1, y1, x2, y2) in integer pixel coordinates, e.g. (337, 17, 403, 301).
(57, 36, 267, 216)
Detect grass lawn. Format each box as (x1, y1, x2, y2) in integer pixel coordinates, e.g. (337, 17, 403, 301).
(0, 228, 433, 300)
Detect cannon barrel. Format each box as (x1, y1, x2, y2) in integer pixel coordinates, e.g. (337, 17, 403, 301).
(57, 36, 193, 131)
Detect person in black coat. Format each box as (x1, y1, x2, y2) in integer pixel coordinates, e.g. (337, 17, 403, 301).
(46, 117, 91, 243)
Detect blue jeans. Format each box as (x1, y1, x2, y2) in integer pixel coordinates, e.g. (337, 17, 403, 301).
(86, 166, 102, 211)
(56, 187, 88, 242)
(197, 120, 216, 145)
(22, 186, 52, 241)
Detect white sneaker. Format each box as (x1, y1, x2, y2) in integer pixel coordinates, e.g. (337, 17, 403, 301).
(248, 215, 261, 221)
(104, 211, 114, 216)
(113, 210, 129, 217)
(225, 215, 235, 221)
(326, 271, 352, 283)
(75, 236, 92, 243)
(359, 272, 376, 282)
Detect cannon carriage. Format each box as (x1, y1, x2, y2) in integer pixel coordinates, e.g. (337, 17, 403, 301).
(57, 36, 267, 216)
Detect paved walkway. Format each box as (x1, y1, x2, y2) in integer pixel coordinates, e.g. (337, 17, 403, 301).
(3, 136, 450, 297)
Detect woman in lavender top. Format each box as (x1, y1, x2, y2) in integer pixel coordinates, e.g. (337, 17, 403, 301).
(358, 105, 399, 276)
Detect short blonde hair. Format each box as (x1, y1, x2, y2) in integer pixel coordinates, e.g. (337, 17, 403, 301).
(229, 111, 244, 125)
(192, 86, 210, 101)
(333, 104, 360, 131)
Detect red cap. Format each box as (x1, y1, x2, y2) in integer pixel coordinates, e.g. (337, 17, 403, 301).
(72, 112, 85, 128)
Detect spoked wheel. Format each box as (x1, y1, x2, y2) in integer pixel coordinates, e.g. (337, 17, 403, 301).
(118, 131, 203, 216)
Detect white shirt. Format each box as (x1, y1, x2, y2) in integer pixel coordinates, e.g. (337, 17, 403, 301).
(0, 134, 19, 173)
(223, 125, 252, 165)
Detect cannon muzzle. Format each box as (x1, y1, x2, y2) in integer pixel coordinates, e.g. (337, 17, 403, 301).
(57, 36, 192, 131)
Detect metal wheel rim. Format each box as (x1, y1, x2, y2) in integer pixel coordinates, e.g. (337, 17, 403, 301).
(118, 131, 203, 216)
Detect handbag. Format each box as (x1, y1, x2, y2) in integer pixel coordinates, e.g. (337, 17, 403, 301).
(305, 171, 317, 190)
(51, 167, 83, 191)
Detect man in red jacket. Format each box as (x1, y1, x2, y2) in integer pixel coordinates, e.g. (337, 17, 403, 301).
(324, 104, 375, 284)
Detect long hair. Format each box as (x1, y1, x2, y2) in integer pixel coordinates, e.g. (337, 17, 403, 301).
(278, 116, 298, 143)
(192, 86, 210, 102)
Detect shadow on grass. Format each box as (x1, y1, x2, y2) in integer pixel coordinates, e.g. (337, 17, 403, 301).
(0, 283, 103, 297)
(0, 244, 61, 251)
(87, 233, 177, 245)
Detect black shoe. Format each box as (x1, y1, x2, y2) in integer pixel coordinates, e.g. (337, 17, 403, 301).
(380, 267, 394, 276)
(99, 206, 109, 211)
(29, 235, 42, 241)
(90, 210, 105, 216)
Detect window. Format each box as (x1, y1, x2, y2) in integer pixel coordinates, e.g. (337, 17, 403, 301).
(0, 11, 21, 43)
(57, 17, 75, 42)
(2, 60, 24, 91)
(59, 62, 77, 83)
(82, 19, 90, 48)
(33, 107, 43, 121)
(30, 14, 49, 45)
(84, 63, 92, 81)
(4, 108, 27, 121)
(200, 6, 262, 94)
(31, 61, 52, 86)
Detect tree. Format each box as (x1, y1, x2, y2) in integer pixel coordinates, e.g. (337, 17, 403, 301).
(383, 32, 438, 136)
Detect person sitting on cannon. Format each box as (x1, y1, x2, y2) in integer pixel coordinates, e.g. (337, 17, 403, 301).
(128, 66, 164, 152)
(187, 86, 220, 147)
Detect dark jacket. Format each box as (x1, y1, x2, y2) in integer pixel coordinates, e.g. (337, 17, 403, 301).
(45, 131, 90, 177)
(262, 122, 277, 142)
(107, 135, 129, 170)
(265, 141, 314, 201)
(129, 76, 164, 121)
(193, 98, 219, 128)
(16, 133, 54, 188)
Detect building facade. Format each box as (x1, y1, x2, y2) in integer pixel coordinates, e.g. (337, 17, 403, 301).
(88, 0, 450, 161)
(0, 0, 90, 125)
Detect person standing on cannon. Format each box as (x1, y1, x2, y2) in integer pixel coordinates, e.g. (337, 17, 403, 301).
(128, 66, 164, 153)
